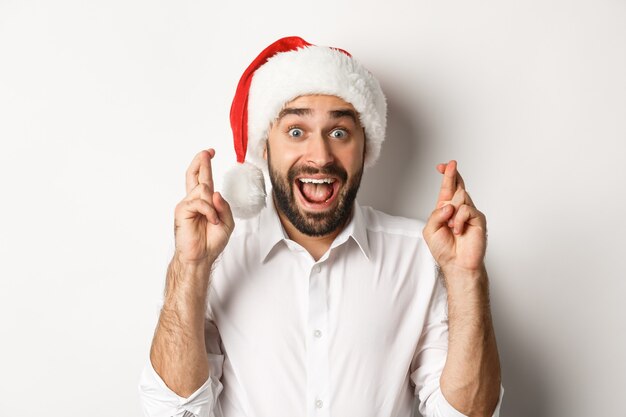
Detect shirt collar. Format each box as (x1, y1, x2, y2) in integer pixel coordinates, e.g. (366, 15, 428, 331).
(258, 196, 289, 262)
(258, 196, 371, 262)
(330, 200, 371, 260)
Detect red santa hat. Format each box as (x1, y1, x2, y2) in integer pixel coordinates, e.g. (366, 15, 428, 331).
(222, 36, 387, 218)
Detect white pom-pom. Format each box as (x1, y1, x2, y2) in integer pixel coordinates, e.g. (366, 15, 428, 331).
(221, 162, 266, 219)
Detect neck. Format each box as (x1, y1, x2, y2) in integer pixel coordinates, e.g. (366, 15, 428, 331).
(274, 198, 350, 262)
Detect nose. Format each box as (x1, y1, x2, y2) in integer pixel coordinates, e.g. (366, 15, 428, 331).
(305, 133, 334, 167)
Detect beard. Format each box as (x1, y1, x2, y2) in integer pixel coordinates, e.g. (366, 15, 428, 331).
(267, 145, 364, 237)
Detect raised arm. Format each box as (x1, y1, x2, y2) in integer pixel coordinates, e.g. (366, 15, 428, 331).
(422, 160, 501, 416)
(150, 149, 234, 397)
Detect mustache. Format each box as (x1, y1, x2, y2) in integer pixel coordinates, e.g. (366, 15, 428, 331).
(287, 164, 348, 184)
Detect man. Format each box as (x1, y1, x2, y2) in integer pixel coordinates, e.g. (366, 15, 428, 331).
(139, 36, 503, 417)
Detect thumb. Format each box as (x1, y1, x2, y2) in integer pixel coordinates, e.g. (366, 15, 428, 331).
(213, 192, 235, 234)
(423, 204, 454, 240)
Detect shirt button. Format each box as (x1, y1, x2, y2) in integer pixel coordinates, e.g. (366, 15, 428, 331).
(313, 265, 321, 273)
(314, 329, 322, 338)
(315, 399, 324, 408)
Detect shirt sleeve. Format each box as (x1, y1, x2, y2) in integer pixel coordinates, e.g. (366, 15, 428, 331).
(138, 360, 223, 417)
(138, 302, 225, 417)
(416, 385, 505, 417)
(409, 271, 504, 417)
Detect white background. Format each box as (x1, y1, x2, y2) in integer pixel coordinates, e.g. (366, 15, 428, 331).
(1, 1, 624, 416)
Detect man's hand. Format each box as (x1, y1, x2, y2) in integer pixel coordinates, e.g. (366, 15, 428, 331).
(423, 160, 487, 277)
(174, 149, 235, 265)
(423, 161, 501, 416)
(150, 149, 235, 397)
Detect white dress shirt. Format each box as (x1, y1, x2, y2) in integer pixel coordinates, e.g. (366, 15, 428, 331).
(139, 198, 503, 417)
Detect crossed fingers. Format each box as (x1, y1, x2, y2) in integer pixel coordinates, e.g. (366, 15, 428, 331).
(436, 160, 481, 235)
(436, 160, 471, 208)
(186, 149, 215, 195)
(182, 149, 220, 224)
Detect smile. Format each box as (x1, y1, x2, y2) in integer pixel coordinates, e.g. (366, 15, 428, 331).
(295, 176, 341, 209)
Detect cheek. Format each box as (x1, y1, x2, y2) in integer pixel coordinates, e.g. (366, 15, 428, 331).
(267, 140, 300, 172)
(275, 143, 309, 165)
(339, 144, 365, 173)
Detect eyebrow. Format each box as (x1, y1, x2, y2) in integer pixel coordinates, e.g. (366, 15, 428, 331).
(277, 108, 312, 119)
(277, 108, 359, 124)
(329, 109, 358, 123)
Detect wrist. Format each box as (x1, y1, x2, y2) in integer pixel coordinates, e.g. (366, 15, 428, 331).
(165, 253, 214, 304)
(173, 249, 217, 269)
(440, 262, 487, 284)
(170, 250, 216, 274)
(440, 264, 490, 298)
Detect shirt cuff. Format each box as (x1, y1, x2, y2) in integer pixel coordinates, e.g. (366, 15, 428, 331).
(434, 385, 504, 417)
(138, 360, 222, 417)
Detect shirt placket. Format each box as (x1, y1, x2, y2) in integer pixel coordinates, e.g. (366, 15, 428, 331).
(306, 261, 331, 417)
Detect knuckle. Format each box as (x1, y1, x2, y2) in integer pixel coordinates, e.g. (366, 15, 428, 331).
(197, 198, 211, 209)
(188, 199, 203, 209)
(181, 199, 194, 209)
(174, 202, 186, 216)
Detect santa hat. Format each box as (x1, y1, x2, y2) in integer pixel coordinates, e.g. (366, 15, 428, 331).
(222, 36, 387, 219)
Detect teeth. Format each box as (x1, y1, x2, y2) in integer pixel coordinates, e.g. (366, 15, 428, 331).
(299, 178, 335, 184)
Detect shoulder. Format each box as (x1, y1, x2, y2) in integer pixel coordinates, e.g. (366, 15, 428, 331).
(214, 215, 262, 268)
(356, 205, 440, 299)
(229, 213, 261, 240)
(359, 205, 426, 239)
(356, 204, 433, 263)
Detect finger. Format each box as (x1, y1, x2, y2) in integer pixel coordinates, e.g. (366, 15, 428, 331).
(198, 149, 215, 193)
(176, 198, 219, 225)
(447, 188, 475, 228)
(423, 204, 455, 240)
(184, 183, 213, 204)
(213, 192, 235, 234)
(452, 204, 471, 235)
(185, 149, 215, 195)
(456, 169, 466, 190)
(436, 160, 457, 207)
(451, 187, 474, 208)
(452, 204, 485, 235)
(186, 150, 207, 194)
(437, 161, 466, 191)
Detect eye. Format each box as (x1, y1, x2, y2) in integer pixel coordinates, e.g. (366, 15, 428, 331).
(330, 128, 348, 139)
(288, 127, 304, 138)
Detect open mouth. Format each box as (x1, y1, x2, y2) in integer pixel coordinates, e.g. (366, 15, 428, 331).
(294, 176, 341, 209)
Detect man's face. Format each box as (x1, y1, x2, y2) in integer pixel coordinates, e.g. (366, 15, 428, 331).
(264, 94, 366, 237)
